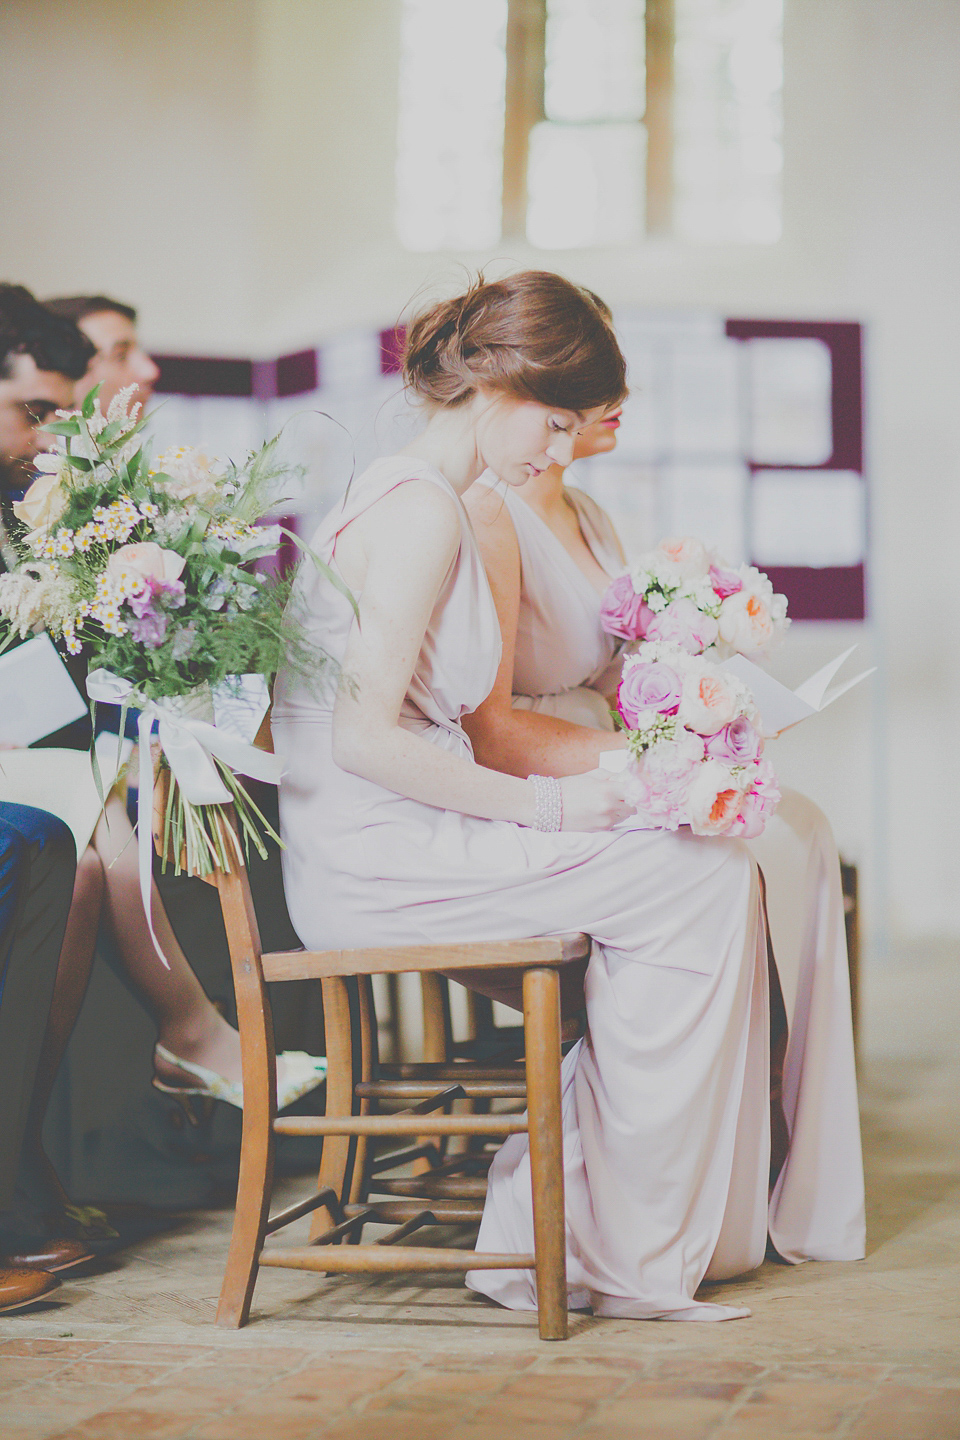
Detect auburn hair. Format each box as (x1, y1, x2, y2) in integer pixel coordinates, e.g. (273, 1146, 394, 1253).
(402, 271, 626, 413)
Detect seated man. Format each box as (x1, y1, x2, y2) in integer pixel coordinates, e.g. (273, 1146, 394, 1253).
(0, 803, 101, 1311)
(2, 284, 324, 1120)
(44, 293, 159, 413)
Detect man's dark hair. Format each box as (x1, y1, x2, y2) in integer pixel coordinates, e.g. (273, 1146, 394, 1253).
(0, 283, 95, 380)
(45, 294, 137, 326)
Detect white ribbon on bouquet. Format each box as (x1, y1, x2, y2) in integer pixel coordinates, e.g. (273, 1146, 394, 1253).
(86, 668, 283, 968)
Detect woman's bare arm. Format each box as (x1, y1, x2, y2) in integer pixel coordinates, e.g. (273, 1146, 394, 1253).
(461, 485, 627, 779)
(331, 480, 627, 830)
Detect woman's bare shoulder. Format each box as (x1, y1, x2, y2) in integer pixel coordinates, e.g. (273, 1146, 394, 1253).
(344, 475, 462, 569)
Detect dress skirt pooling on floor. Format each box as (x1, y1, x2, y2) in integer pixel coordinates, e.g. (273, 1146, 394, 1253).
(478, 474, 866, 1269)
(273, 456, 776, 1321)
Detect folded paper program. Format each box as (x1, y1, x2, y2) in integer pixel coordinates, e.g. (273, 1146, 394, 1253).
(0, 633, 87, 745)
(721, 646, 875, 736)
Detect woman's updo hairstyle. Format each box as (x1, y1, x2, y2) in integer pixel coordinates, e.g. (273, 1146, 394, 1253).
(402, 271, 627, 414)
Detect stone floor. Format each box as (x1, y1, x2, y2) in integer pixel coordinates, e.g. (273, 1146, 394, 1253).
(2, 944, 959, 1440)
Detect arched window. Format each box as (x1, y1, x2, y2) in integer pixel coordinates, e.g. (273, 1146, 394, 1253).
(395, 0, 782, 250)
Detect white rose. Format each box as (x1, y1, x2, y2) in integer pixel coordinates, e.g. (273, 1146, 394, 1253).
(12, 468, 69, 533)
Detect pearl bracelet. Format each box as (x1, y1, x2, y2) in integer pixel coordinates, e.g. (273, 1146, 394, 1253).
(528, 774, 563, 833)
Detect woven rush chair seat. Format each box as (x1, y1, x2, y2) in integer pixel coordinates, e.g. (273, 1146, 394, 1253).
(177, 808, 588, 1342)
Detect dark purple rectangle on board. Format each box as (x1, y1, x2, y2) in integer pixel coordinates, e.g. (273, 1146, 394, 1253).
(725, 319, 863, 474)
(762, 564, 865, 622)
(153, 355, 254, 398)
(380, 326, 406, 376)
(276, 349, 319, 397)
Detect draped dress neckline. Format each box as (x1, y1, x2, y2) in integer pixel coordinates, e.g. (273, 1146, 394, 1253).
(474, 473, 623, 698)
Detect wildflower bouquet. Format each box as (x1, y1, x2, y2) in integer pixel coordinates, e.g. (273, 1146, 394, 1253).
(0, 385, 337, 925)
(600, 536, 789, 660)
(614, 641, 780, 838)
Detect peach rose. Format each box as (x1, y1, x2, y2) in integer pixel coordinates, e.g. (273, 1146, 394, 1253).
(12, 471, 69, 533)
(718, 590, 774, 655)
(686, 760, 747, 836)
(105, 542, 185, 593)
(657, 537, 710, 579)
(678, 670, 740, 736)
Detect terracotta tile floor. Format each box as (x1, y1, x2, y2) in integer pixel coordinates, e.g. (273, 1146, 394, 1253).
(2, 946, 958, 1439)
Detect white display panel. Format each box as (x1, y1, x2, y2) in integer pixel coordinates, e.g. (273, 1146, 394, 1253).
(751, 470, 866, 567)
(745, 336, 833, 466)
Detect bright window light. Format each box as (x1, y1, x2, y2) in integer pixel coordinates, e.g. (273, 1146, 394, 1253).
(673, 0, 784, 243)
(543, 0, 646, 122)
(527, 121, 646, 247)
(528, 0, 646, 247)
(395, 0, 508, 251)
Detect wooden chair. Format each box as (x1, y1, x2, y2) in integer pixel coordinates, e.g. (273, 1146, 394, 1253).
(178, 811, 587, 1342)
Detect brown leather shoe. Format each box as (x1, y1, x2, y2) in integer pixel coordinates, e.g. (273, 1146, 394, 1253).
(0, 1266, 59, 1313)
(3, 1238, 94, 1273)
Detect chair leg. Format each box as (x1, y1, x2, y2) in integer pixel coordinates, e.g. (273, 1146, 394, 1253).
(416, 973, 454, 1173)
(523, 966, 568, 1342)
(311, 976, 357, 1239)
(214, 866, 277, 1328)
(348, 976, 377, 1210)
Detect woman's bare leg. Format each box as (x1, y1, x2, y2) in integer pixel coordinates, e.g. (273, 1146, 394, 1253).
(93, 794, 244, 1083)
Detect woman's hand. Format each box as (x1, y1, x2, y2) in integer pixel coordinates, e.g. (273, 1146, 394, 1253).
(559, 768, 633, 832)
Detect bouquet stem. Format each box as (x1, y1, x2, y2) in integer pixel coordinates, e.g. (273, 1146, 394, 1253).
(153, 760, 281, 878)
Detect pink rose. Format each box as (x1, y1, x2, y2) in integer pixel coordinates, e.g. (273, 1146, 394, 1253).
(709, 563, 743, 600)
(704, 715, 763, 763)
(686, 760, 746, 836)
(625, 730, 705, 830)
(645, 597, 719, 655)
(727, 760, 781, 838)
(617, 661, 683, 729)
(600, 573, 654, 641)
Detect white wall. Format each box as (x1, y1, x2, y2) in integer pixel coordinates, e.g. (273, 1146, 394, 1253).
(2, 0, 958, 950)
(0, 0, 259, 353)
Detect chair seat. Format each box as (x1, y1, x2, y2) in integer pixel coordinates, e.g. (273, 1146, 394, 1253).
(261, 932, 590, 981)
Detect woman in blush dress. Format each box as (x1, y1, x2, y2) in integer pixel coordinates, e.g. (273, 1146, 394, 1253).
(272, 270, 781, 1323)
(462, 411, 865, 1268)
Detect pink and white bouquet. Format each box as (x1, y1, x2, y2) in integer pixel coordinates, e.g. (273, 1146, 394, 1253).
(600, 536, 789, 660)
(615, 640, 780, 838)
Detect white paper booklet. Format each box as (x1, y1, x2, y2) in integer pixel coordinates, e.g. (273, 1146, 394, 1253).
(0, 732, 133, 856)
(721, 646, 875, 736)
(0, 633, 88, 745)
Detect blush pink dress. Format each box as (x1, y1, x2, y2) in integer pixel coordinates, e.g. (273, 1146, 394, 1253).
(478, 473, 866, 1266)
(273, 456, 774, 1321)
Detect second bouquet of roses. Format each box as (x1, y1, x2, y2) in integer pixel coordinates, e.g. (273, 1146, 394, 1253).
(614, 640, 780, 838)
(600, 535, 789, 660)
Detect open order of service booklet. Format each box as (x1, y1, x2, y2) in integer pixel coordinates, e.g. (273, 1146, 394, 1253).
(0, 632, 88, 745)
(720, 645, 875, 737)
(0, 633, 133, 854)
